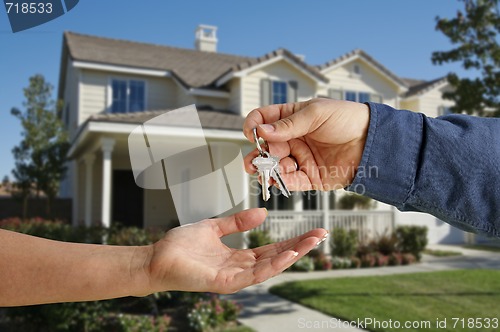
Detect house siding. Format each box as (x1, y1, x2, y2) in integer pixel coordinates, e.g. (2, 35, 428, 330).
(195, 95, 229, 110)
(319, 59, 399, 107)
(79, 69, 178, 123)
(400, 98, 419, 113)
(240, 59, 317, 117)
(417, 86, 454, 118)
(228, 79, 241, 114)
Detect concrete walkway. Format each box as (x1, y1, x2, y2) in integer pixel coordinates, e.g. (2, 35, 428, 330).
(223, 245, 500, 332)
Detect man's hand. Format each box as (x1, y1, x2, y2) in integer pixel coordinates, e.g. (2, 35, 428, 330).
(147, 208, 327, 294)
(243, 98, 370, 191)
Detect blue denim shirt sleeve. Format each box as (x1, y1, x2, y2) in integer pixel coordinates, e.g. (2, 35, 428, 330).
(348, 102, 500, 237)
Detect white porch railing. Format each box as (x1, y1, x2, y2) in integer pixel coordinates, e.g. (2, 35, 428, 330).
(257, 210, 394, 242)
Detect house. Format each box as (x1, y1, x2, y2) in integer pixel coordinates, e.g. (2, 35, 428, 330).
(58, 25, 469, 246)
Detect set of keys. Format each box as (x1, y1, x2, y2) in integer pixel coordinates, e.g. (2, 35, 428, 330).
(252, 128, 291, 201)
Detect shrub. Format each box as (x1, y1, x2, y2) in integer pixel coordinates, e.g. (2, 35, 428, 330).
(331, 256, 352, 269)
(308, 250, 332, 270)
(4, 301, 110, 332)
(360, 254, 376, 268)
(402, 253, 417, 265)
(247, 229, 273, 249)
(396, 225, 428, 261)
(187, 295, 241, 332)
(108, 225, 163, 246)
(113, 314, 171, 332)
(290, 256, 314, 272)
(375, 253, 389, 267)
(356, 242, 376, 257)
(330, 228, 358, 257)
(350, 256, 361, 268)
(337, 193, 376, 210)
(374, 232, 399, 255)
(388, 252, 403, 266)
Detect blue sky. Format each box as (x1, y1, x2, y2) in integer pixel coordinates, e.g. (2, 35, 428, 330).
(0, 0, 466, 180)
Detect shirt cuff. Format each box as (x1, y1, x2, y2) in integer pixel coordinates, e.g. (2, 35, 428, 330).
(346, 102, 424, 209)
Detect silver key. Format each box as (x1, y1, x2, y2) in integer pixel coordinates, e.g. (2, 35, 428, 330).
(252, 155, 277, 201)
(269, 155, 290, 198)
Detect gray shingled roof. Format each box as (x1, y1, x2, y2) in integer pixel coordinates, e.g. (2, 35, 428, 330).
(402, 76, 448, 98)
(88, 108, 245, 131)
(316, 49, 407, 88)
(62, 31, 327, 89)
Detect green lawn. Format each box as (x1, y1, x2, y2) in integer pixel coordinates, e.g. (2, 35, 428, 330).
(270, 270, 500, 332)
(423, 248, 462, 257)
(463, 244, 500, 253)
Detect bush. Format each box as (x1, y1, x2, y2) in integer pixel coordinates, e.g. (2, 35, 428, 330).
(402, 253, 417, 265)
(290, 256, 314, 272)
(388, 252, 403, 266)
(374, 253, 389, 267)
(396, 226, 428, 261)
(4, 301, 110, 332)
(187, 295, 241, 332)
(374, 232, 399, 255)
(247, 229, 273, 249)
(330, 228, 358, 257)
(360, 254, 376, 268)
(331, 256, 351, 269)
(356, 242, 376, 257)
(113, 314, 171, 332)
(308, 250, 332, 270)
(350, 256, 361, 268)
(108, 225, 163, 246)
(337, 193, 376, 210)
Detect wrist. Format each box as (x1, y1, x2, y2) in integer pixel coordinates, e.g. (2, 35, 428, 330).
(129, 244, 156, 297)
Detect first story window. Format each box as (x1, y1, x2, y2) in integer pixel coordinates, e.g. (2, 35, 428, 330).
(111, 79, 145, 113)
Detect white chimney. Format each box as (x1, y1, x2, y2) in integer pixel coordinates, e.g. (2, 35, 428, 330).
(195, 25, 218, 52)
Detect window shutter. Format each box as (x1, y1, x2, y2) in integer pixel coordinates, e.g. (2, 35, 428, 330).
(438, 106, 444, 116)
(260, 79, 271, 106)
(369, 94, 383, 103)
(287, 80, 298, 103)
(328, 89, 343, 100)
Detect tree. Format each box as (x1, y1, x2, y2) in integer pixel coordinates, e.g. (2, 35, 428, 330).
(432, 0, 500, 116)
(11, 74, 69, 218)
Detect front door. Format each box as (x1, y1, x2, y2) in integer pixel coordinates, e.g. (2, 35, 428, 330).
(112, 170, 143, 228)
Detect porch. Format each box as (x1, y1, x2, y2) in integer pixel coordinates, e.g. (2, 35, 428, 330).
(257, 210, 395, 254)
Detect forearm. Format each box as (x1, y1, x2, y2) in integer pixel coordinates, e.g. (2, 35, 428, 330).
(349, 102, 500, 237)
(0, 229, 154, 306)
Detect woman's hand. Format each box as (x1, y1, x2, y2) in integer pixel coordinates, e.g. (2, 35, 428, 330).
(243, 98, 370, 191)
(147, 208, 327, 294)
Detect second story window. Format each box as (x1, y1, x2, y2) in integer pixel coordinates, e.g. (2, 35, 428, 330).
(329, 89, 382, 104)
(272, 81, 288, 104)
(111, 79, 145, 113)
(261, 79, 298, 106)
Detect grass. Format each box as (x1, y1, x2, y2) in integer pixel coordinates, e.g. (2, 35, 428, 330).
(463, 244, 500, 253)
(270, 270, 500, 332)
(423, 248, 462, 257)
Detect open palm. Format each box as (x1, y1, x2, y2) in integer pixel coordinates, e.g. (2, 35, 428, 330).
(147, 208, 327, 294)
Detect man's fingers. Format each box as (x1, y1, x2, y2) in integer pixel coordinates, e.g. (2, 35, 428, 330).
(211, 208, 267, 238)
(243, 101, 312, 142)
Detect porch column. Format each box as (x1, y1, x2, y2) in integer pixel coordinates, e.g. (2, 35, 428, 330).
(71, 161, 79, 226)
(101, 138, 115, 228)
(322, 191, 330, 255)
(83, 154, 95, 227)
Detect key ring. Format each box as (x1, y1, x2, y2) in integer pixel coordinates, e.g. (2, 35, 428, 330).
(253, 128, 268, 157)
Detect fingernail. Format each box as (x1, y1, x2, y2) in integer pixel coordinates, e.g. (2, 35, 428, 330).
(263, 208, 268, 216)
(259, 124, 275, 133)
(292, 251, 299, 257)
(316, 237, 327, 246)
